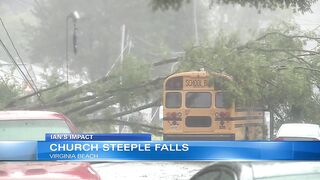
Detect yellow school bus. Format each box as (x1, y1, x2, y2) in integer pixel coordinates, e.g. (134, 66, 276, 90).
(163, 70, 265, 140)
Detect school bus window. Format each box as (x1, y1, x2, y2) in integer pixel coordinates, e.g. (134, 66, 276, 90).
(165, 92, 181, 108)
(186, 92, 211, 108)
(215, 92, 226, 108)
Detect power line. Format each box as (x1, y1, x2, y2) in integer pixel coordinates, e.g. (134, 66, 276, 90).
(105, 43, 129, 77)
(0, 18, 40, 94)
(0, 38, 40, 97)
(0, 68, 47, 86)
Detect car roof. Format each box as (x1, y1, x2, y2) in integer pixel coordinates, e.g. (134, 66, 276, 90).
(277, 123, 320, 138)
(0, 111, 64, 120)
(252, 162, 320, 178)
(280, 123, 319, 127)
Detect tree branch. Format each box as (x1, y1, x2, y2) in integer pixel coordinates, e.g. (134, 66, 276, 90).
(64, 94, 113, 115)
(254, 47, 320, 55)
(153, 57, 180, 66)
(77, 118, 163, 134)
(110, 98, 161, 118)
(53, 75, 116, 102)
(256, 32, 320, 42)
(105, 77, 164, 94)
(28, 95, 96, 110)
(5, 82, 67, 108)
(77, 98, 117, 116)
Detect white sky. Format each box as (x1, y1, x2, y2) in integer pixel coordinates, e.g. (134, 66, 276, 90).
(295, 1, 320, 31)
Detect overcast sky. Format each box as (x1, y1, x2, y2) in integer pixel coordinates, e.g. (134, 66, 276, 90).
(295, 1, 320, 31)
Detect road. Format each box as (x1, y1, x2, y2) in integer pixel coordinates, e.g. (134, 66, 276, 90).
(92, 161, 211, 180)
(92, 161, 320, 179)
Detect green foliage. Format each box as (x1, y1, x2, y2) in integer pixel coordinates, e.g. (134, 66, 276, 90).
(38, 71, 69, 106)
(150, 0, 191, 11)
(0, 81, 20, 109)
(179, 23, 320, 123)
(111, 55, 151, 109)
(77, 108, 117, 133)
(128, 112, 149, 133)
(216, 0, 317, 13)
(151, 0, 317, 13)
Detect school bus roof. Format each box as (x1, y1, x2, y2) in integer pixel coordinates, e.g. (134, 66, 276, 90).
(166, 71, 232, 80)
(167, 71, 209, 79)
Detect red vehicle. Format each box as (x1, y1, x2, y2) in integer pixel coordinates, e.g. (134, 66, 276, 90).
(0, 111, 78, 140)
(0, 111, 100, 180)
(0, 162, 100, 180)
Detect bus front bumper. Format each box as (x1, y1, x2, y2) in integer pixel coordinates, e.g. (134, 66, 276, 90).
(163, 134, 235, 141)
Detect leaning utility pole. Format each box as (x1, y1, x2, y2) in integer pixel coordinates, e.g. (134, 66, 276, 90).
(119, 24, 126, 133)
(193, 0, 199, 46)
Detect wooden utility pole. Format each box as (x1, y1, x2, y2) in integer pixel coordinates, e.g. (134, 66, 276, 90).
(193, 0, 199, 46)
(270, 111, 274, 139)
(119, 24, 126, 133)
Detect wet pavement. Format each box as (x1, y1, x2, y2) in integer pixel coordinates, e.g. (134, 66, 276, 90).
(92, 161, 211, 180)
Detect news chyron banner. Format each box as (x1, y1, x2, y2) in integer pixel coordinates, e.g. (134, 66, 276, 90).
(35, 133, 320, 161)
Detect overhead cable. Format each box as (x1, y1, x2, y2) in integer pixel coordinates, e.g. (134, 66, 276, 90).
(0, 38, 40, 97)
(0, 17, 40, 94)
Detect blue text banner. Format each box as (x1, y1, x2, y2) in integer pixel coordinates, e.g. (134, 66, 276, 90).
(37, 141, 320, 161)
